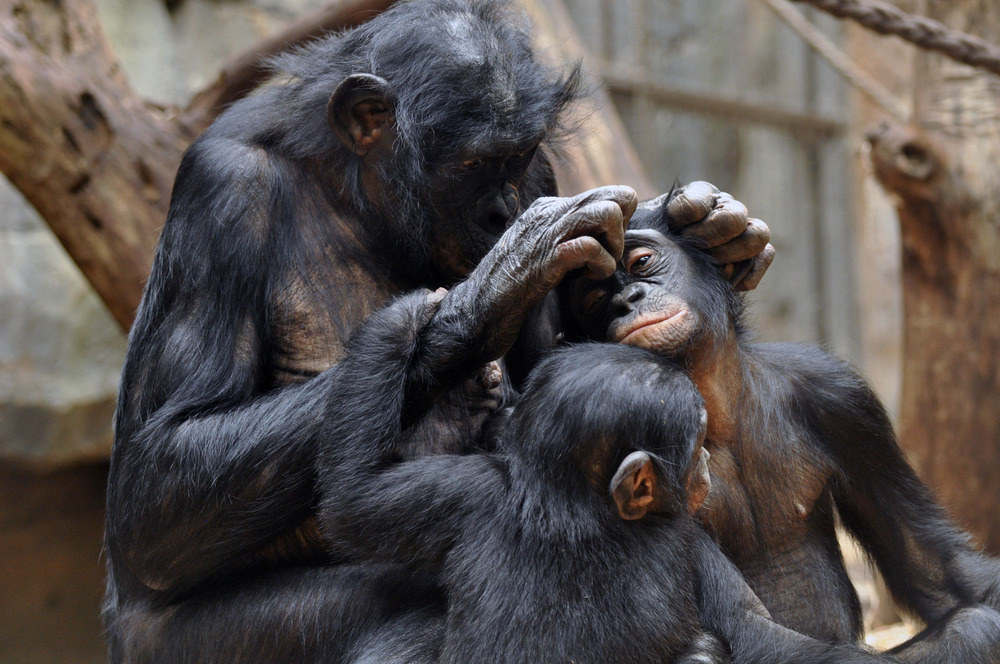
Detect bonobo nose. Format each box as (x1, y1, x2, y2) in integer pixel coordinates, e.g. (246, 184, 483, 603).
(611, 283, 646, 315)
(480, 190, 516, 231)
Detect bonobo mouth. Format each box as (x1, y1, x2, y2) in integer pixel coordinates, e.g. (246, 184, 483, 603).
(613, 309, 690, 347)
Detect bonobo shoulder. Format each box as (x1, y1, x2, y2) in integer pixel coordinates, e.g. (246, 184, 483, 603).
(748, 342, 879, 410)
(169, 135, 292, 236)
(749, 342, 892, 442)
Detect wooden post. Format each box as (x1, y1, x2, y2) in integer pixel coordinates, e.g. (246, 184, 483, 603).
(868, 0, 1000, 552)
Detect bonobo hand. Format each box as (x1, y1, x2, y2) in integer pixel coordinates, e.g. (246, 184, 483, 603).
(435, 185, 638, 363)
(661, 181, 775, 291)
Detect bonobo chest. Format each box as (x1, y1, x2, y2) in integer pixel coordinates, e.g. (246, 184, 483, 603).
(699, 433, 858, 640)
(269, 259, 398, 385)
(698, 429, 834, 554)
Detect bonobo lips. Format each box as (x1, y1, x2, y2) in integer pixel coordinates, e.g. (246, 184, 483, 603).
(613, 308, 694, 350)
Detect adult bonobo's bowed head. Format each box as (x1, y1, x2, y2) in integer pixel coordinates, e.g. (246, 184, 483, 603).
(268, 0, 581, 281)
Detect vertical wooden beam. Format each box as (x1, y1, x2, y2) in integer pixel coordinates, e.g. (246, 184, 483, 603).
(518, 0, 656, 198)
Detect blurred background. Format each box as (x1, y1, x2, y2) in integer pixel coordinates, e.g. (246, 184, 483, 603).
(1, 0, 997, 661)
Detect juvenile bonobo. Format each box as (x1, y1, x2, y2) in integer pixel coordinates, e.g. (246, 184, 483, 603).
(317, 291, 893, 664)
(564, 202, 1000, 663)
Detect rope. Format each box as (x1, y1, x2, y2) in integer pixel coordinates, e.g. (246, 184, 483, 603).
(789, 0, 1000, 77)
(761, 0, 909, 122)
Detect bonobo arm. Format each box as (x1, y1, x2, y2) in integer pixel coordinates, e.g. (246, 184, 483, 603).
(317, 291, 505, 570)
(404, 186, 637, 417)
(694, 528, 898, 664)
(804, 353, 1000, 662)
(319, 454, 503, 570)
(107, 139, 359, 598)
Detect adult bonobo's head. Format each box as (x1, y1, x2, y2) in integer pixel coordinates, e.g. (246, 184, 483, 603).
(274, 0, 580, 282)
(502, 344, 711, 521)
(561, 201, 746, 368)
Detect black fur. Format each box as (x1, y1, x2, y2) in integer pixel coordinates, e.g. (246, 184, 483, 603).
(317, 294, 892, 663)
(562, 202, 1000, 663)
(103, 1, 597, 661)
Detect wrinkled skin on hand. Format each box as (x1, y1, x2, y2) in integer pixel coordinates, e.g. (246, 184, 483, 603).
(644, 181, 775, 291)
(432, 185, 639, 364)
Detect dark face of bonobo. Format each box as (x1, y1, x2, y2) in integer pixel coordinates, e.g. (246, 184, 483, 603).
(326, 1, 579, 283)
(424, 138, 544, 280)
(567, 228, 709, 358)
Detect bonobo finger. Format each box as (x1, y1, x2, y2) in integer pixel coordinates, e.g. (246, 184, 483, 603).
(733, 243, 775, 292)
(574, 185, 639, 222)
(554, 236, 617, 281)
(564, 199, 627, 262)
(477, 361, 503, 391)
(425, 287, 448, 308)
(665, 181, 719, 229)
(418, 287, 449, 325)
(677, 193, 749, 248)
(708, 217, 771, 264)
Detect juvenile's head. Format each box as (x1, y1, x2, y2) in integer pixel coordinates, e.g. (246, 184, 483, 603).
(561, 203, 744, 363)
(504, 343, 710, 519)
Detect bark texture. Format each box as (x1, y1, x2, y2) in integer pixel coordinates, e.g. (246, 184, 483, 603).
(868, 0, 1000, 552)
(1, 0, 186, 329)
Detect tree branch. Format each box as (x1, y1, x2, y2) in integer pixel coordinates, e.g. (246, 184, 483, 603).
(0, 0, 186, 329)
(179, 0, 395, 133)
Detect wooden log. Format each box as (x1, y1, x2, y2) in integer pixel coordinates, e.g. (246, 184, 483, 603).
(0, 0, 185, 330)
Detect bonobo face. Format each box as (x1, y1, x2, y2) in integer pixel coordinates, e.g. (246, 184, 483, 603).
(567, 228, 704, 357)
(425, 137, 543, 280)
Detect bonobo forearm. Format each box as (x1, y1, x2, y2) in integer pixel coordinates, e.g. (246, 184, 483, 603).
(317, 292, 504, 567)
(107, 370, 343, 596)
(319, 454, 502, 570)
(694, 530, 896, 664)
(405, 187, 636, 409)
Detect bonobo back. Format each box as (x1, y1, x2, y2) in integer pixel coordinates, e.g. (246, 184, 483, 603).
(439, 502, 703, 663)
(435, 343, 708, 663)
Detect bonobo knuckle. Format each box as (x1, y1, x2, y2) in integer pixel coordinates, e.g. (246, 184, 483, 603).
(748, 218, 771, 244)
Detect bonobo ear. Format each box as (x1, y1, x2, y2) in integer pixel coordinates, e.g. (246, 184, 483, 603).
(327, 74, 395, 156)
(610, 451, 660, 521)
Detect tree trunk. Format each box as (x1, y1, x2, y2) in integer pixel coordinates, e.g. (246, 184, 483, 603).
(1, 0, 186, 330)
(867, 0, 1000, 553)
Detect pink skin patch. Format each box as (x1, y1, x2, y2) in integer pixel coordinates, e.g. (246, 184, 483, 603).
(614, 308, 697, 352)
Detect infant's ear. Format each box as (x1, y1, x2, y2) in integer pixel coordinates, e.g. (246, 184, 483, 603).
(610, 451, 659, 520)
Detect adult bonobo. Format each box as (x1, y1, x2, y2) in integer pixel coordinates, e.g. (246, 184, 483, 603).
(316, 292, 894, 664)
(563, 200, 1000, 663)
(103, 0, 771, 661)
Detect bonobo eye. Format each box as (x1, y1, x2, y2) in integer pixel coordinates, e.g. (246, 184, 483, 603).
(624, 248, 656, 275)
(506, 145, 538, 172)
(580, 285, 610, 318)
(462, 158, 485, 170)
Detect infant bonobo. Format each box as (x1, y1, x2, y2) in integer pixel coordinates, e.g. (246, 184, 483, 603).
(562, 199, 1000, 660)
(317, 291, 892, 664)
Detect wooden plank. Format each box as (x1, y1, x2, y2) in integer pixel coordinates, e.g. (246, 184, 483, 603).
(518, 0, 657, 198)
